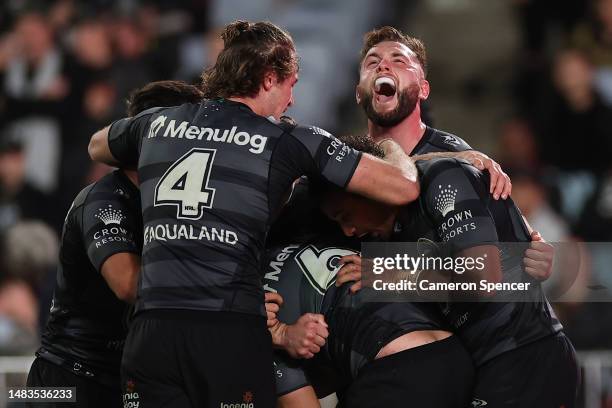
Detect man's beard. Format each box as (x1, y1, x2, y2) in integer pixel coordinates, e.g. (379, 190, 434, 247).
(360, 84, 420, 128)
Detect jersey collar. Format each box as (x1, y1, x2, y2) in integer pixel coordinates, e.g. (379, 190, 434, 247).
(216, 98, 255, 114)
(409, 126, 434, 156)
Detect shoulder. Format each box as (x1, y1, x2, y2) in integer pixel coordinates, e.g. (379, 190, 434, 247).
(418, 158, 484, 196)
(427, 127, 472, 152)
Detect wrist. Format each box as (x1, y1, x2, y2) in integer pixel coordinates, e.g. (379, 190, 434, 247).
(270, 322, 289, 349)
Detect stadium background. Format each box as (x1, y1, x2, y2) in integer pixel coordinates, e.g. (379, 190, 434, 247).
(0, 0, 610, 406)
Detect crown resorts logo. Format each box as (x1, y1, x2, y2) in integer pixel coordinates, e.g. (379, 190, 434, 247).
(434, 184, 458, 217)
(95, 205, 125, 225)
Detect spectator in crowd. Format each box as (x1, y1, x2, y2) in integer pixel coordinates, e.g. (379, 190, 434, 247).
(531, 49, 612, 175)
(570, 0, 612, 104)
(0, 221, 58, 355)
(497, 117, 541, 171)
(510, 168, 571, 242)
(0, 137, 54, 232)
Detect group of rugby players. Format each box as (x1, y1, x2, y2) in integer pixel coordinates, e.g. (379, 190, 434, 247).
(24, 19, 579, 408)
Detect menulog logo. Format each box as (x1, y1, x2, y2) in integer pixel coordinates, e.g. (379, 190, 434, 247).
(147, 115, 267, 154)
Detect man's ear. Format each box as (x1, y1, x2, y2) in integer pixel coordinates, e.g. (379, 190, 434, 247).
(262, 71, 276, 92)
(419, 79, 430, 100)
(355, 85, 362, 105)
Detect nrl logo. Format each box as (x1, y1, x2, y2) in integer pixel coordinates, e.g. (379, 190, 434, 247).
(442, 134, 460, 146)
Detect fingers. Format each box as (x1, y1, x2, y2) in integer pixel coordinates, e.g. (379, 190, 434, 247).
(350, 281, 362, 293)
(523, 256, 552, 280)
(303, 313, 328, 327)
(490, 164, 504, 200)
(530, 230, 544, 242)
(488, 161, 500, 198)
(340, 254, 361, 265)
(265, 292, 284, 306)
(336, 262, 361, 286)
(501, 170, 512, 199)
(265, 302, 280, 314)
(525, 247, 553, 262)
(523, 257, 549, 270)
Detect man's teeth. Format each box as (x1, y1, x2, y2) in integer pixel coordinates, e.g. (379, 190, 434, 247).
(375, 77, 395, 92)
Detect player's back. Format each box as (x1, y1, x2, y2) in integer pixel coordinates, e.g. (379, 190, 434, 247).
(128, 98, 362, 316)
(404, 158, 563, 365)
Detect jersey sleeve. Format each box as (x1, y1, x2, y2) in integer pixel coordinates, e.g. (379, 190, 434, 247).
(281, 125, 362, 188)
(273, 351, 311, 396)
(422, 159, 498, 253)
(108, 107, 165, 167)
(80, 191, 140, 273)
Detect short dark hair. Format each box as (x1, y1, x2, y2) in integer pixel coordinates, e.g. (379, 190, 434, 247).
(126, 80, 204, 117)
(201, 20, 298, 99)
(360, 26, 427, 76)
(337, 134, 385, 159)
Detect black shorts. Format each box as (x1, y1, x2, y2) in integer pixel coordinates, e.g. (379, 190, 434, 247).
(338, 335, 475, 408)
(472, 332, 579, 407)
(25, 357, 121, 408)
(121, 310, 276, 408)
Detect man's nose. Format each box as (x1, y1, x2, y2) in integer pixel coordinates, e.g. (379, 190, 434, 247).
(376, 59, 391, 73)
(342, 224, 357, 237)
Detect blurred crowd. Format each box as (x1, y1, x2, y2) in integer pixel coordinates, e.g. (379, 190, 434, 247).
(0, 0, 609, 371)
(503, 0, 612, 357)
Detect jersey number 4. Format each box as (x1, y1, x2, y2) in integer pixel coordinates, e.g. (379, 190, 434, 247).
(154, 148, 216, 220)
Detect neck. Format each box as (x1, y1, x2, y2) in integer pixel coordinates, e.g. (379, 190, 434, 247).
(367, 104, 427, 155)
(122, 169, 139, 186)
(228, 96, 269, 117)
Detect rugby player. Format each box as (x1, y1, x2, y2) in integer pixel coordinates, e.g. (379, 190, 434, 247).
(264, 136, 554, 408)
(26, 81, 204, 407)
(87, 21, 423, 408)
(317, 140, 579, 407)
(355, 26, 511, 200)
(264, 238, 474, 408)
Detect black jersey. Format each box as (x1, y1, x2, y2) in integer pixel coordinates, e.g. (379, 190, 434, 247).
(410, 126, 472, 155)
(107, 99, 361, 317)
(40, 170, 142, 380)
(263, 240, 448, 395)
(267, 126, 472, 246)
(394, 158, 563, 365)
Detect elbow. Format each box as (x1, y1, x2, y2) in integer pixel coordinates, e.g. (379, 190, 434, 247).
(88, 135, 100, 161)
(114, 284, 137, 303)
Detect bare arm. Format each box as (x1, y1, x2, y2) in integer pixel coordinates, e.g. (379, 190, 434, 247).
(100, 252, 140, 303)
(88, 125, 120, 166)
(277, 386, 320, 408)
(347, 139, 419, 206)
